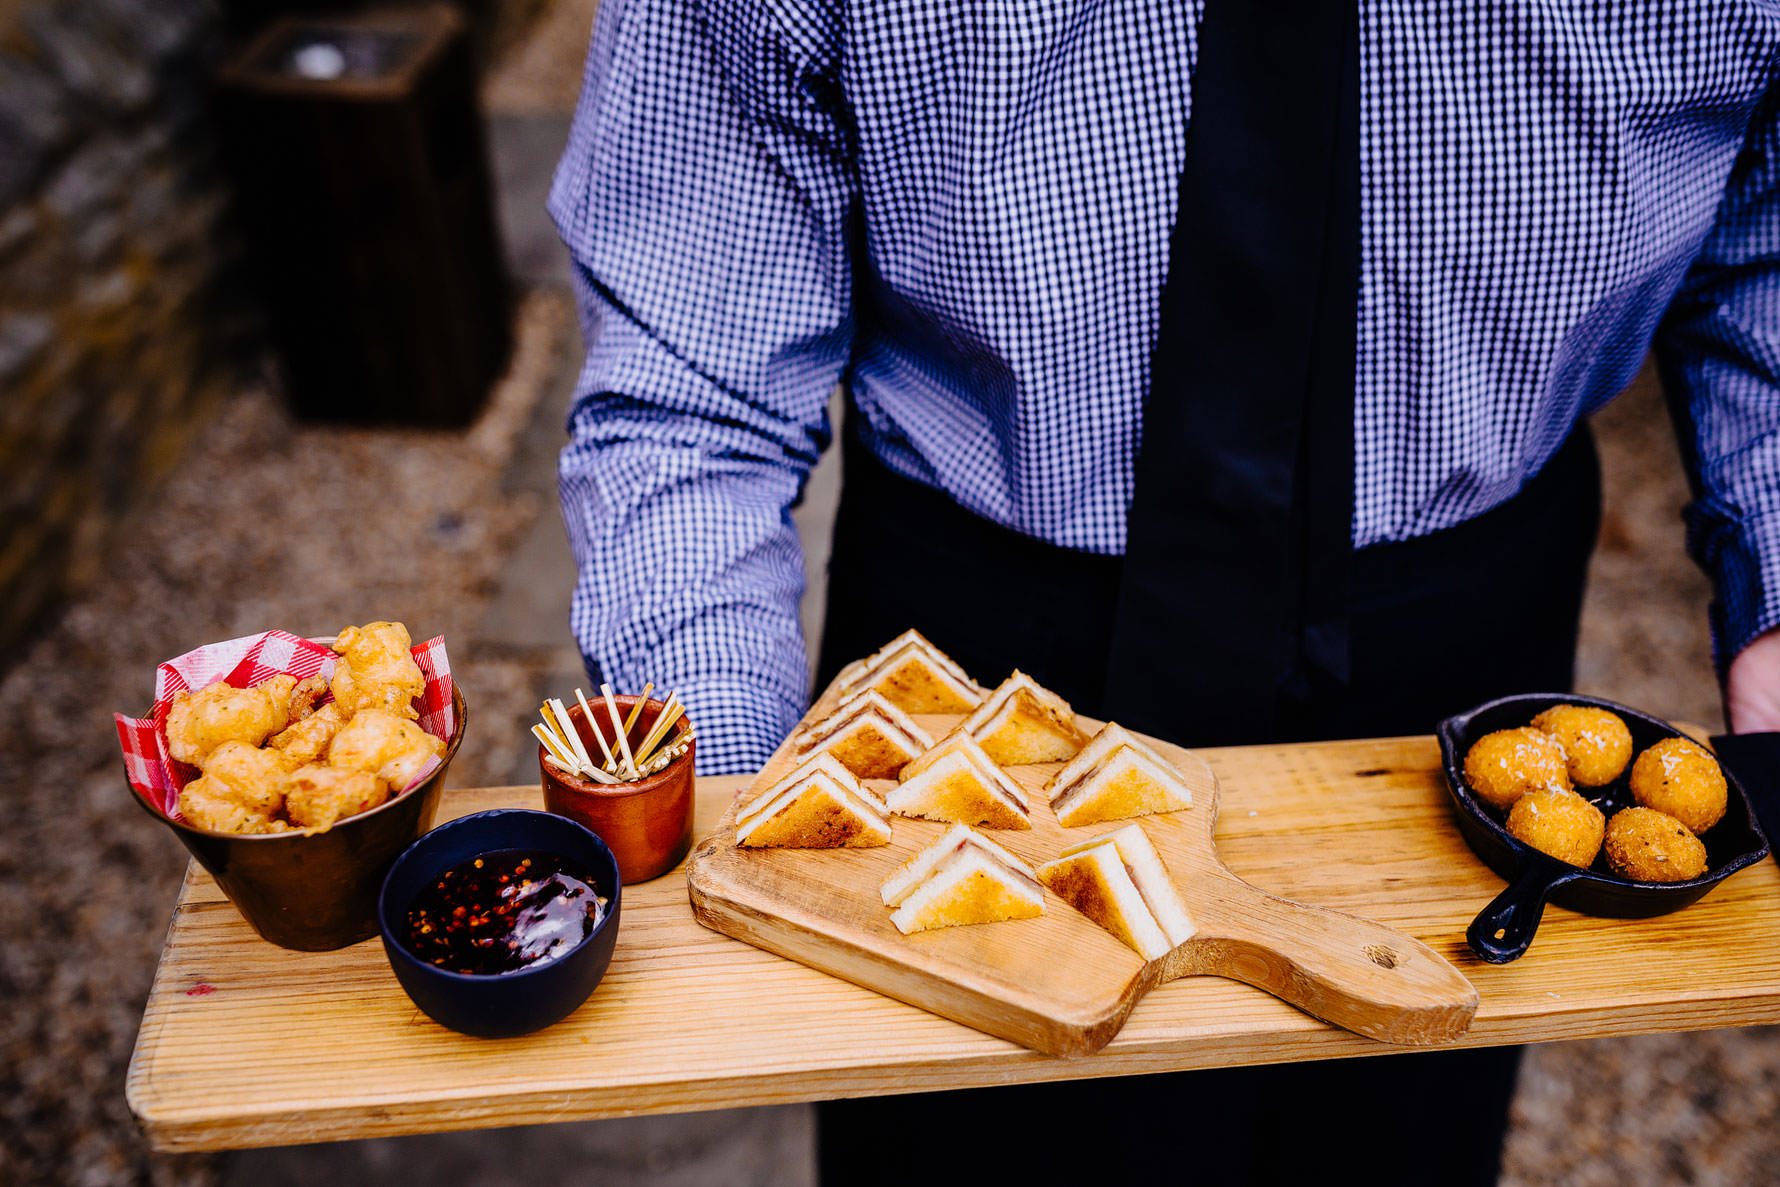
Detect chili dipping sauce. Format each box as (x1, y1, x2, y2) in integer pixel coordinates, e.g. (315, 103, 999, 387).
(404, 849, 607, 975)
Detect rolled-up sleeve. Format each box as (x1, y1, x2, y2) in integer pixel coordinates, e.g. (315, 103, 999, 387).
(1659, 80, 1780, 673)
(548, 0, 854, 774)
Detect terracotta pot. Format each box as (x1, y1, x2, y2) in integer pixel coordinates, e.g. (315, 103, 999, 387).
(131, 684, 467, 951)
(540, 695, 693, 883)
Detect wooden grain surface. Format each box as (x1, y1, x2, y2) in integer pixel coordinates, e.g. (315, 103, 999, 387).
(128, 735, 1780, 1153)
(691, 699, 1476, 1055)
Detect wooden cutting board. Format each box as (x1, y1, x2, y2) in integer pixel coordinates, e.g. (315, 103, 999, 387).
(687, 679, 1479, 1056)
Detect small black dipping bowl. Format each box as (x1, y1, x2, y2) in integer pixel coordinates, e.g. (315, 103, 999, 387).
(378, 809, 621, 1038)
(1439, 693, 1769, 964)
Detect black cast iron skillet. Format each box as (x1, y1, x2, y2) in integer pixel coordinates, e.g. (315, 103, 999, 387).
(1437, 693, 1769, 964)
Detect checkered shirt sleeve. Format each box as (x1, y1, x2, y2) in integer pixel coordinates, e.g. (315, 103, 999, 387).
(552, 2, 1780, 772)
(549, 0, 853, 774)
(1661, 75, 1780, 672)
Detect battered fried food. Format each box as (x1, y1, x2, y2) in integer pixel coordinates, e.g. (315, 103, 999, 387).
(1462, 727, 1572, 810)
(282, 763, 389, 830)
(165, 675, 299, 765)
(288, 675, 330, 722)
(175, 741, 292, 833)
(330, 621, 426, 718)
(1629, 737, 1727, 835)
(1604, 806, 1709, 882)
(266, 701, 348, 767)
(159, 620, 444, 835)
(1530, 704, 1634, 788)
(1506, 788, 1605, 867)
(328, 709, 445, 790)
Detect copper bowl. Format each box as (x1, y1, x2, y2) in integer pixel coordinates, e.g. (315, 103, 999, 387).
(130, 683, 467, 951)
(539, 695, 693, 883)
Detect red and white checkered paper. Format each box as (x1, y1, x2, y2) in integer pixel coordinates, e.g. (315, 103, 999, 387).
(113, 629, 456, 820)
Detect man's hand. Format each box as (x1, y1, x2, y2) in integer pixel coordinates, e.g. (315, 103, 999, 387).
(1726, 628, 1780, 733)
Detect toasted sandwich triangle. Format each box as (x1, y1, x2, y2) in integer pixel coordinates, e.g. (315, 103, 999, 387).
(889, 733, 1030, 829)
(1050, 744, 1194, 828)
(887, 845, 1045, 934)
(1038, 843, 1173, 959)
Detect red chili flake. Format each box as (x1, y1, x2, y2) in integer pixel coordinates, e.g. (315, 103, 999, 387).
(186, 984, 215, 996)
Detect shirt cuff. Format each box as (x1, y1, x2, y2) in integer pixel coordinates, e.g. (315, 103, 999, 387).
(1687, 501, 1780, 673)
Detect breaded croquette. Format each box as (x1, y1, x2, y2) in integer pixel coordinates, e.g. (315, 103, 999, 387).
(1629, 737, 1727, 835)
(1506, 787, 1605, 867)
(1604, 807, 1709, 882)
(1463, 727, 1571, 810)
(1530, 704, 1634, 788)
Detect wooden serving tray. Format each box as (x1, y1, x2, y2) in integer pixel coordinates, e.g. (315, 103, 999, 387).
(687, 681, 1478, 1056)
(128, 737, 1780, 1154)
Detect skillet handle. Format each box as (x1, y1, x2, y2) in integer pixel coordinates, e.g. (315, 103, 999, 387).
(1467, 860, 1581, 964)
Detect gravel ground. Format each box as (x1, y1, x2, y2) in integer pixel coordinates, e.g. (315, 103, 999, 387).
(0, 291, 571, 1187)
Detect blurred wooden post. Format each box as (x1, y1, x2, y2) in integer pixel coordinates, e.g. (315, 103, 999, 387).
(215, 4, 511, 426)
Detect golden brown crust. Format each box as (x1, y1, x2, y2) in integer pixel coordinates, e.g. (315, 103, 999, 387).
(1506, 788, 1605, 867)
(1628, 737, 1727, 835)
(736, 787, 891, 848)
(1604, 806, 1709, 882)
(1529, 705, 1634, 787)
(1462, 727, 1571, 810)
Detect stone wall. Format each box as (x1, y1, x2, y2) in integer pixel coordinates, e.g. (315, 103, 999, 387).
(0, 0, 249, 661)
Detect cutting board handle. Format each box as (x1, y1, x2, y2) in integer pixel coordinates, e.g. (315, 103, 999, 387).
(1187, 870, 1478, 1045)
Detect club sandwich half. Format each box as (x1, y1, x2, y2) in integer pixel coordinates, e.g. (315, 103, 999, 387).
(1045, 721, 1195, 828)
(836, 628, 986, 714)
(880, 823, 1045, 934)
(794, 688, 935, 780)
(735, 752, 892, 848)
(961, 670, 1088, 765)
(886, 728, 1031, 829)
(1037, 823, 1196, 960)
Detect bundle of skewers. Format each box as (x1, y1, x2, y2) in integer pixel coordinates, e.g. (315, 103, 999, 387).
(533, 684, 693, 785)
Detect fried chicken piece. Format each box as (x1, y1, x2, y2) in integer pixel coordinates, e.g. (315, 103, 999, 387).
(288, 675, 330, 722)
(266, 701, 348, 767)
(175, 740, 290, 833)
(165, 676, 299, 766)
(328, 709, 445, 791)
(330, 621, 426, 719)
(283, 763, 390, 830)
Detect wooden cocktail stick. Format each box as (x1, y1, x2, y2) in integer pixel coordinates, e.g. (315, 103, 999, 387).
(532, 723, 579, 771)
(636, 698, 685, 765)
(552, 697, 599, 773)
(622, 682, 654, 740)
(564, 693, 613, 773)
(600, 683, 639, 778)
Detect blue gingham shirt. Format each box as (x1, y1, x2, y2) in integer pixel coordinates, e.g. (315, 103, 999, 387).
(550, 2, 1780, 775)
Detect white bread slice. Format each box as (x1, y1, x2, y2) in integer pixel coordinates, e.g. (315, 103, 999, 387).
(1048, 724, 1194, 827)
(1052, 823, 1196, 951)
(838, 631, 985, 714)
(880, 823, 1038, 908)
(845, 629, 977, 688)
(887, 730, 1030, 829)
(793, 690, 933, 779)
(799, 688, 935, 753)
(1038, 842, 1173, 959)
(736, 754, 890, 848)
(1048, 722, 1175, 792)
(962, 671, 1087, 764)
(887, 845, 1045, 934)
(739, 752, 887, 821)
